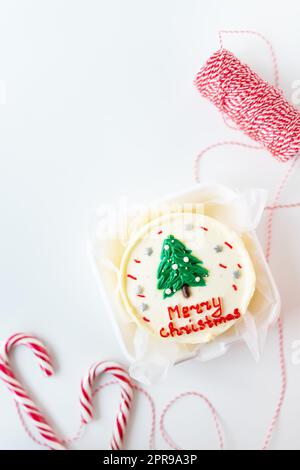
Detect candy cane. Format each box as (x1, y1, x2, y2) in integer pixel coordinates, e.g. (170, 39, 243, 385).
(80, 361, 133, 450)
(0, 333, 66, 450)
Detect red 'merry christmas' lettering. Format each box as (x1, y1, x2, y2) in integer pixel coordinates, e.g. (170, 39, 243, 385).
(160, 308, 241, 339)
(167, 297, 222, 320)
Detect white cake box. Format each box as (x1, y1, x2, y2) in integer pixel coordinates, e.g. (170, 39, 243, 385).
(89, 184, 280, 384)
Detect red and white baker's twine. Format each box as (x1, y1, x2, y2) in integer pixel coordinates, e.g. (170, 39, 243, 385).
(160, 392, 225, 450)
(194, 31, 300, 164)
(0, 333, 66, 450)
(80, 361, 134, 450)
(261, 154, 299, 450)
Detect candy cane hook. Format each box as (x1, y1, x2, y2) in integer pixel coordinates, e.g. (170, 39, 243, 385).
(80, 361, 134, 450)
(0, 333, 66, 450)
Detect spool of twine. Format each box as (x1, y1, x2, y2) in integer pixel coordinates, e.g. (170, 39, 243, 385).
(194, 48, 300, 162)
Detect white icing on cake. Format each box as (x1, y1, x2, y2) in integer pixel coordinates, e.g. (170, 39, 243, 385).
(119, 212, 256, 344)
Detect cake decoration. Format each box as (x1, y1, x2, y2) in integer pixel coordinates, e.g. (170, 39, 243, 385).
(140, 303, 149, 312)
(119, 212, 256, 345)
(145, 247, 153, 256)
(157, 235, 209, 299)
(136, 285, 144, 295)
(233, 270, 242, 279)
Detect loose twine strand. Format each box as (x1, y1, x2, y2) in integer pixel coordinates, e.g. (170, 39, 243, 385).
(7, 31, 300, 451)
(159, 391, 225, 450)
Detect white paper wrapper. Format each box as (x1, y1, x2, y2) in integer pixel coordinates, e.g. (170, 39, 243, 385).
(89, 184, 280, 384)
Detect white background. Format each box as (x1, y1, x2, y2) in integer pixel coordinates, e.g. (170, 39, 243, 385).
(0, 0, 300, 450)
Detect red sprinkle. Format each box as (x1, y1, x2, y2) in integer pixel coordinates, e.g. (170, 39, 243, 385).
(237, 264, 242, 269)
(232, 284, 238, 291)
(201, 226, 208, 232)
(127, 274, 137, 281)
(137, 294, 146, 298)
(157, 230, 163, 235)
(225, 242, 233, 249)
(134, 259, 141, 264)
(219, 264, 227, 269)
(143, 317, 150, 323)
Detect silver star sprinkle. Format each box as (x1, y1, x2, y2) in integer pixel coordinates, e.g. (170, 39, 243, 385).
(145, 247, 153, 256)
(136, 285, 144, 295)
(214, 245, 223, 253)
(185, 223, 194, 231)
(233, 270, 242, 279)
(140, 303, 149, 312)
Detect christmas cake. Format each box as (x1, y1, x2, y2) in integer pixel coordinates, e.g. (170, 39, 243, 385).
(119, 212, 256, 344)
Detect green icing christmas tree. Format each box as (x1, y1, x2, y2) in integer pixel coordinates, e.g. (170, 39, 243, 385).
(157, 235, 209, 299)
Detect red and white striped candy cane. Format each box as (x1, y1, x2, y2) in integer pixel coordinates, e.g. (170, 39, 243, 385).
(80, 361, 133, 450)
(0, 333, 66, 450)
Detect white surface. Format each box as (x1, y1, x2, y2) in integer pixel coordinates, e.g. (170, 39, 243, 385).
(0, 0, 300, 450)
